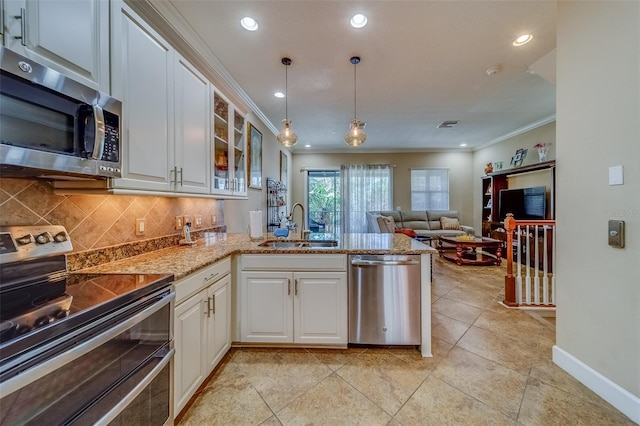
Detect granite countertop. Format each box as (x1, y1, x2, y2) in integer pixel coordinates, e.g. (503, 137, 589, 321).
(73, 232, 436, 280)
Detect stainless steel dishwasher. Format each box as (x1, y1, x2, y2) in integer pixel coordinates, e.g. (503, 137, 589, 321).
(348, 254, 421, 345)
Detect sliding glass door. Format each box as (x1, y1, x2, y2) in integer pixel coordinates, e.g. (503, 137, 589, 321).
(307, 170, 341, 234)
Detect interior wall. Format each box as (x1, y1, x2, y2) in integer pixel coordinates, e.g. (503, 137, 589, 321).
(0, 178, 223, 252)
(291, 151, 474, 226)
(472, 121, 556, 231)
(556, 0, 639, 411)
(223, 112, 287, 233)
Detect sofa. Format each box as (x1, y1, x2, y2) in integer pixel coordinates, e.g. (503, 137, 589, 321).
(366, 210, 474, 239)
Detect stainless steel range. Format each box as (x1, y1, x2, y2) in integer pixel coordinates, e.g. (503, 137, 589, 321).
(0, 225, 175, 425)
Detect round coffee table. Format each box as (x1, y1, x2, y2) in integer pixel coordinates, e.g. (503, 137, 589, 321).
(437, 236, 502, 266)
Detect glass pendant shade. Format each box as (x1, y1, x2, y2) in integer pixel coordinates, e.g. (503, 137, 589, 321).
(278, 57, 298, 147)
(345, 119, 366, 147)
(277, 119, 298, 147)
(345, 56, 366, 147)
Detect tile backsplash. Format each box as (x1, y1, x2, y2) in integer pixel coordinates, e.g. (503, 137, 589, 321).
(0, 178, 224, 253)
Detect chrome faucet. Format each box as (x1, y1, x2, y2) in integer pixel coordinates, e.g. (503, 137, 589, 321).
(289, 202, 311, 239)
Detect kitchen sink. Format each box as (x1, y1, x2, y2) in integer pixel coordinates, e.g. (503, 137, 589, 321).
(258, 240, 338, 249)
(303, 241, 338, 248)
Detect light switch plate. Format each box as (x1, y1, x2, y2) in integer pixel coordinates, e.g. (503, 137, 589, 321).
(609, 165, 623, 185)
(608, 220, 625, 248)
(136, 218, 146, 236)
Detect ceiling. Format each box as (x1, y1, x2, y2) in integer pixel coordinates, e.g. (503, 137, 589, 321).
(159, 0, 557, 152)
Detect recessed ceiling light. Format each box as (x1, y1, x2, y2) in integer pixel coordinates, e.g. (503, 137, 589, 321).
(240, 17, 258, 31)
(513, 34, 532, 46)
(304, 144, 311, 148)
(350, 13, 368, 29)
(460, 143, 467, 147)
(274, 91, 285, 98)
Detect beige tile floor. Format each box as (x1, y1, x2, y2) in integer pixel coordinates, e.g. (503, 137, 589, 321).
(177, 256, 634, 425)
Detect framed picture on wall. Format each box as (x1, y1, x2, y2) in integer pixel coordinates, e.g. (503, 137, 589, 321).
(280, 151, 288, 185)
(247, 123, 262, 189)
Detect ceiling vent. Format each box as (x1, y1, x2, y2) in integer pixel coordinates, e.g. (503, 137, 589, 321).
(437, 120, 459, 128)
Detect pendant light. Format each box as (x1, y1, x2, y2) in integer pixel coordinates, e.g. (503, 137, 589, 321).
(345, 56, 366, 147)
(276, 57, 298, 147)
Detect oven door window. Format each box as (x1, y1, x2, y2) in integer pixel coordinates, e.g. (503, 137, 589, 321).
(0, 301, 171, 425)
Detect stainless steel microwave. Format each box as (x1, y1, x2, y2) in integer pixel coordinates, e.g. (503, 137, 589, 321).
(0, 47, 122, 180)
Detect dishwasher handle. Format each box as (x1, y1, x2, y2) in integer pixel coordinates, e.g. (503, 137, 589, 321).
(351, 258, 419, 266)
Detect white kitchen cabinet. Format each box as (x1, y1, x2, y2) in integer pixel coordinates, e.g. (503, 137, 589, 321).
(110, 1, 174, 192)
(174, 287, 206, 414)
(174, 54, 211, 194)
(108, 2, 211, 195)
(240, 269, 348, 345)
(205, 274, 231, 372)
(211, 91, 247, 196)
(173, 258, 231, 416)
(2, 0, 109, 92)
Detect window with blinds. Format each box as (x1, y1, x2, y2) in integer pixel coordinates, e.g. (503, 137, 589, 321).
(410, 168, 449, 210)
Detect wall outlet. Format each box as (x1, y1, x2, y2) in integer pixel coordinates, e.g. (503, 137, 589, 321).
(175, 216, 184, 230)
(136, 218, 146, 236)
(194, 215, 203, 227)
(211, 214, 216, 224)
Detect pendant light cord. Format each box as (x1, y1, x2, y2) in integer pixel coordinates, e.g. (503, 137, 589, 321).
(353, 61, 357, 119)
(285, 63, 289, 120)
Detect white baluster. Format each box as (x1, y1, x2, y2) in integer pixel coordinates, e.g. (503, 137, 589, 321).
(551, 223, 556, 305)
(534, 225, 540, 305)
(542, 225, 549, 304)
(525, 225, 531, 304)
(516, 226, 522, 304)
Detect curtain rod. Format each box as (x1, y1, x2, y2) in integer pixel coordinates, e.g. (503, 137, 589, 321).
(299, 164, 396, 172)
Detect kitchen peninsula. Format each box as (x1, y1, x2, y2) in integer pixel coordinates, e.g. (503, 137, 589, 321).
(74, 232, 435, 352)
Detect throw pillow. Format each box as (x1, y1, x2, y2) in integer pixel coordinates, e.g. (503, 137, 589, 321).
(440, 216, 461, 230)
(377, 215, 397, 233)
(395, 228, 417, 238)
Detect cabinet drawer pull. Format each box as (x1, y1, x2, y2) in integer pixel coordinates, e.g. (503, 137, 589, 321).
(211, 294, 216, 315)
(204, 272, 219, 283)
(287, 278, 291, 296)
(295, 279, 298, 296)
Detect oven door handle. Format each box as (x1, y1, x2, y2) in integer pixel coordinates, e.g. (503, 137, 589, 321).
(93, 347, 175, 426)
(0, 291, 175, 398)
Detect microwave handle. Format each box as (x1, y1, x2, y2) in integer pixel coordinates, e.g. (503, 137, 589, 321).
(90, 104, 106, 160)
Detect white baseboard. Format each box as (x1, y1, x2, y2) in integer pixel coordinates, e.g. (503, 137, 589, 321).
(553, 345, 640, 424)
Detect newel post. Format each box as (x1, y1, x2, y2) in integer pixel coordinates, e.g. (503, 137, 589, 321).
(503, 213, 518, 307)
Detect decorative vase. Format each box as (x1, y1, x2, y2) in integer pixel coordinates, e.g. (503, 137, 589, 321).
(537, 147, 547, 162)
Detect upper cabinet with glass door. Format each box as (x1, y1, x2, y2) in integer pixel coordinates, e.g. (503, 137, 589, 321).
(232, 110, 247, 195)
(211, 90, 247, 197)
(2, 0, 110, 92)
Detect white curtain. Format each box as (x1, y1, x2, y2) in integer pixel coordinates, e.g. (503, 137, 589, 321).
(341, 164, 393, 232)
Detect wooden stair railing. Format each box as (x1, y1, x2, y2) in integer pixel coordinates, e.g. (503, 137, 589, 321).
(503, 213, 556, 308)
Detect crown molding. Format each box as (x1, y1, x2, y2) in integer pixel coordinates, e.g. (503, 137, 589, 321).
(473, 114, 556, 151)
